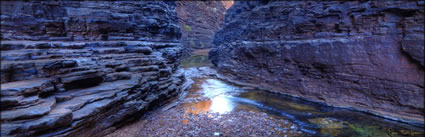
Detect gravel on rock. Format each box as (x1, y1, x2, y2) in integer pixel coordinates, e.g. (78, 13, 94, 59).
(107, 104, 301, 137)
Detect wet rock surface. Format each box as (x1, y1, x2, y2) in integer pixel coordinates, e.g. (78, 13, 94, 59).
(1, 1, 185, 137)
(210, 1, 424, 125)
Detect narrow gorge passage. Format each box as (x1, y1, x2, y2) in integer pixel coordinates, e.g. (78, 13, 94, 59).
(1, 1, 424, 137)
(107, 50, 424, 137)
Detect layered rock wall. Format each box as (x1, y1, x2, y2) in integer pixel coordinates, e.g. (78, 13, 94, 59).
(1, 1, 185, 136)
(210, 1, 424, 125)
(176, 1, 227, 51)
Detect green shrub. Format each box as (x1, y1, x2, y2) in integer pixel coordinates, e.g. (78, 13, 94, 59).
(184, 24, 192, 32)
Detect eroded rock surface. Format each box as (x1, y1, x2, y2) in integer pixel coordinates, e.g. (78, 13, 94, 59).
(176, 1, 227, 53)
(1, 1, 185, 137)
(210, 1, 424, 125)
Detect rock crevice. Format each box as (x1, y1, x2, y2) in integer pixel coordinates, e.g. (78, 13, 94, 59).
(176, 1, 227, 54)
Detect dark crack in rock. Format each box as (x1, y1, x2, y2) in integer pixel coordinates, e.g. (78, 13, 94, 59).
(176, 1, 228, 55)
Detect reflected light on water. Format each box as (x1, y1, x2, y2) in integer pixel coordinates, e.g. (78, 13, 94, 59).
(209, 95, 235, 114)
(201, 79, 241, 98)
(182, 78, 424, 136)
(185, 79, 242, 114)
(185, 100, 212, 115)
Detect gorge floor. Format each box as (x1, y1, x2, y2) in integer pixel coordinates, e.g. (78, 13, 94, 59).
(107, 50, 424, 137)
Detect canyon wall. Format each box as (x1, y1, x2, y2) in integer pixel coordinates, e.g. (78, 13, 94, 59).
(176, 1, 227, 53)
(1, 1, 185, 136)
(210, 1, 424, 125)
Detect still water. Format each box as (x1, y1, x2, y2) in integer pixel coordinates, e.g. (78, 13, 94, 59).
(180, 50, 424, 137)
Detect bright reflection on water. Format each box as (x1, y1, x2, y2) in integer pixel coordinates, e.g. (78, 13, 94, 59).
(183, 78, 424, 137)
(209, 95, 234, 114)
(184, 79, 244, 114)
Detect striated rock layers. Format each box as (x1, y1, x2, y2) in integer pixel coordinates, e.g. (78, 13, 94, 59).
(210, 1, 424, 125)
(176, 1, 227, 51)
(1, 1, 185, 137)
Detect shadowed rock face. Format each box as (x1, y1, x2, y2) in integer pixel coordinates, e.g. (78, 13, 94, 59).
(1, 1, 181, 42)
(1, 1, 185, 137)
(176, 1, 227, 52)
(210, 1, 424, 125)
